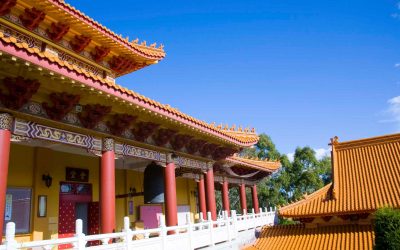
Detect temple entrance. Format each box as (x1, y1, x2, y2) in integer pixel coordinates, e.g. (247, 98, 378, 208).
(58, 182, 98, 248)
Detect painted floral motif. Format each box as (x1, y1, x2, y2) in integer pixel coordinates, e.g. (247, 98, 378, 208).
(102, 138, 114, 152)
(0, 113, 13, 130)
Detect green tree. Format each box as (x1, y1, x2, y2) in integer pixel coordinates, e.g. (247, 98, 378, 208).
(240, 133, 280, 160)
(241, 135, 332, 209)
(375, 207, 400, 250)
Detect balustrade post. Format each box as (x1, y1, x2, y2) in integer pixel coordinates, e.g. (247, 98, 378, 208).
(160, 215, 167, 250)
(5, 222, 17, 250)
(186, 213, 193, 250)
(123, 217, 132, 248)
(224, 211, 231, 243)
(75, 219, 86, 250)
(251, 208, 256, 228)
(231, 210, 237, 239)
(207, 212, 214, 246)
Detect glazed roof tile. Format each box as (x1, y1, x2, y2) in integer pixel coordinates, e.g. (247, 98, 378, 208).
(0, 29, 259, 147)
(227, 156, 281, 172)
(44, 0, 166, 60)
(279, 133, 400, 218)
(247, 224, 374, 250)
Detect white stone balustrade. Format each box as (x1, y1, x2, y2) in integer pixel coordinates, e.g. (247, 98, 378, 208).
(0, 208, 277, 250)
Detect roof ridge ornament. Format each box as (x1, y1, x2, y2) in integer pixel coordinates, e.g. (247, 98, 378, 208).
(329, 136, 339, 145)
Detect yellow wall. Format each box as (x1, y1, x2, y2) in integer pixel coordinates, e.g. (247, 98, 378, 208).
(31, 147, 100, 240)
(5, 144, 199, 242)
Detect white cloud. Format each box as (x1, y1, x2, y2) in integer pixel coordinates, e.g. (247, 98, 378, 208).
(287, 152, 294, 162)
(387, 96, 400, 131)
(314, 148, 331, 160)
(395, 63, 400, 68)
(286, 148, 330, 162)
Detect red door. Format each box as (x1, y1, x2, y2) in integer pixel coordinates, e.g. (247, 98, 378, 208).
(58, 182, 96, 249)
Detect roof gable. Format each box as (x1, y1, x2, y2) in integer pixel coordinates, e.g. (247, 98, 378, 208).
(280, 133, 400, 218)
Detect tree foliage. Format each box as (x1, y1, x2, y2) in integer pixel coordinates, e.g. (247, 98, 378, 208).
(215, 133, 332, 215)
(243, 133, 332, 208)
(375, 207, 400, 250)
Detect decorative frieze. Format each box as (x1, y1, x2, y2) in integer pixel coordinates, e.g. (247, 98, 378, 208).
(122, 144, 166, 162)
(174, 156, 207, 170)
(0, 22, 42, 50)
(12, 118, 102, 151)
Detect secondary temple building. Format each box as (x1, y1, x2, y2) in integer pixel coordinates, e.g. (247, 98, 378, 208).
(248, 133, 400, 249)
(0, 0, 280, 243)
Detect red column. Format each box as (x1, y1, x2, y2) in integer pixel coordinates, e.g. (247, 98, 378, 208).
(197, 176, 207, 219)
(222, 180, 230, 216)
(205, 164, 217, 221)
(164, 154, 178, 228)
(239, 183, 247, 214)
(0, 113, 12, 243)
(252, 184, 260, 214)
(101, 138, 116, 234)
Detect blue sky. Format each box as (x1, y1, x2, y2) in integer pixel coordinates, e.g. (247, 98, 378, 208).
(67, 0, 400, 156)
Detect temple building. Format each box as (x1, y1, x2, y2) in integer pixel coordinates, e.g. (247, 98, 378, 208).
(248, 133, 400, 249)
(0, 0, 280, 244)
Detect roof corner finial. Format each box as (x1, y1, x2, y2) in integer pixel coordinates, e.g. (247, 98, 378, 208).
(125, 36, 129, 42)
(244, 127, 249, 133)
(141, 40, 147, 46)
(159, 44, 164, 50)
(223, 124, 229, 130)
(238, 125, 243, 132)
(131, 38, 139, 44)
(329, 136, 339, 146)
(217, 124, 222, 129)
(230, 124, 236, 131)
(210, 122, 216, 127)
(150, 42, 157, 48)
(251, 128, 256, 133)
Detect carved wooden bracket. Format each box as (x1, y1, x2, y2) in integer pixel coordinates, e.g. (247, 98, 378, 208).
(153, 128, 177, 147)
(0, 0, 17, 16)
(78, 104, 111, 129)
(20, 7, 45, 30)
(199, 143, 218, 157)
(132, 121, 159, 142)
(91, 46, 110, 62)
(46, 22, 70, 42)
(43, 92, 80, 121)
(109, 56, 137, 74)
(298, 218, 314, 223)
(0, 77, 40, 110)
(212, 147, 237, 161)
(170, 134, 193, 151)
(186, 139, 207, 155)
(71, 35, 91, 53)
(107, 114, 136, 136)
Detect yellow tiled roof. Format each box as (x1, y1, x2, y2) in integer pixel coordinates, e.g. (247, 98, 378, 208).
(227, 156, 281, 172)
(247, 224, 375, 250)
(45, 0, 166, 60)
(279, 133, 400, 218)
(0, 28, 259, 147)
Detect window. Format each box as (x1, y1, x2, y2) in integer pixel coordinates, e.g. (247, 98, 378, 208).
(3, 188, 32, 234)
